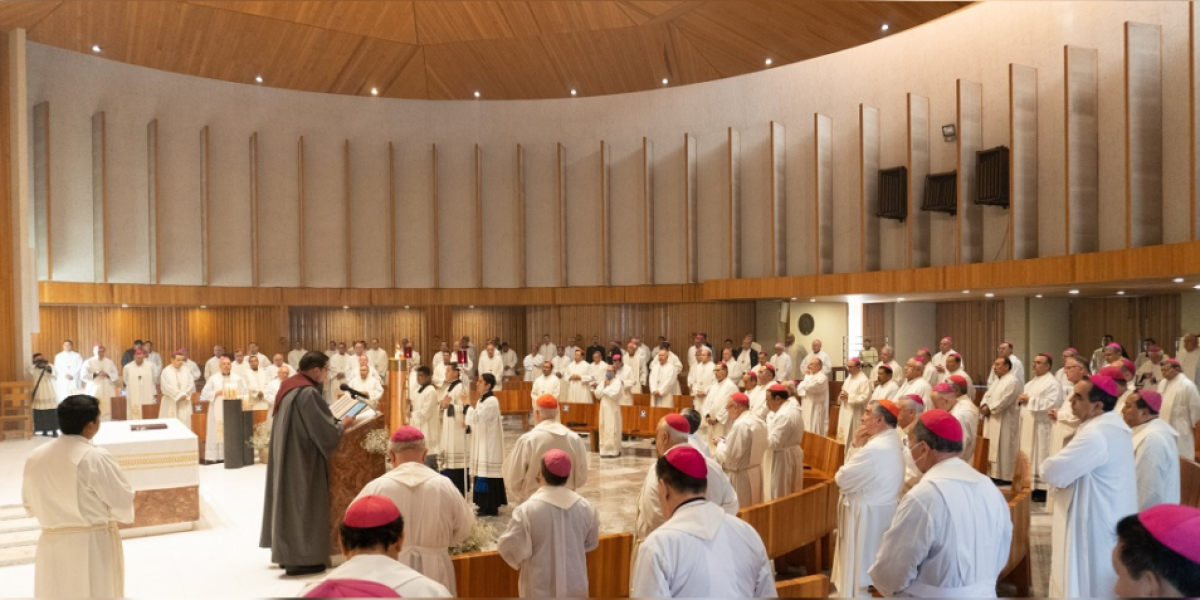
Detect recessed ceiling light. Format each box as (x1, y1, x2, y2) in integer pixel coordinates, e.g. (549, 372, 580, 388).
(764, 58, 773, 66)
(474, 91, 481, 98)
(985, 293, 995, 298)
(661, 78, 669, 85)
(370, 87, 378, 96)
(809, 298, 816, 303)
(897, 297, 906, 302)
(92, 44, 102, 53)
(1069, 289, 1080, 295)
(255, 75, 263, 83)
(469, 305, 475, 309)
(404, 305, 410, 309)
(790, 297, 797, 301)
(881, 24, 890, 31)
(962, 290, 970, 294)
(1194, 285, 1200, 290)
(570, 89, 577, 96)
(200, 305, 207, 309)
(1035, 295, 1043, 298)
(1117, 291, 1125, 295)
(342, 305, 349, 310)
(120, 304, 129, 308)
(1173, 277, 1185, 283)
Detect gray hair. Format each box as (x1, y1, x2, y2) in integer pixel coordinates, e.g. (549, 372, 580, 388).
(389, 438, 426, 454)
(537, 406, 559, 420)
(899, 395, 926, 415)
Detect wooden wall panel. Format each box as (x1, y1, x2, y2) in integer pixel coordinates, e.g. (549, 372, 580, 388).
(524, 303, 756, 351)
(451, 307, 527, 357)
(0, 32, 16, 380)
(908, 94, 931, 268)
(957, 79, 984, 264)
(1010, 64, 1039, 260)
(726, 128, 739, 280)
(936, 300, 1005, 385)
(288, 307, 425, 358)
(685, 133, 698, 283)
(1069, 294, 1181, 357)
(1065, 46, 1100, 254)
(770, 121, 786, 276)
(33, 101, 49, 281)
(642, 137, 653, 285)
(92, 112, 107, 282)
(814, 114, 833, 275)
(600, 141, 611, 286)
(860, 105, 880, 272)
(863, 303, 887, 346)
(34, 306, 289, 363)
(1126, 22, 1164, 248)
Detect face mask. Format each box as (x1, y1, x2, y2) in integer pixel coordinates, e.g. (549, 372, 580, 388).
(606, 372, 614, 380)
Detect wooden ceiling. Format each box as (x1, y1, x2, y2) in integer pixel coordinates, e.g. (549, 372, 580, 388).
(3, 1, 967, 99)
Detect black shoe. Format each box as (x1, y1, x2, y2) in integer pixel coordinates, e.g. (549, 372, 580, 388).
(51, 432, 58, 438)
(1032, 489, 1047, 503)
(284, 565, 326, 576)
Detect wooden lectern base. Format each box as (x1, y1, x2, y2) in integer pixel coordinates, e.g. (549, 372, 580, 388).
(328, 412, 388, 556)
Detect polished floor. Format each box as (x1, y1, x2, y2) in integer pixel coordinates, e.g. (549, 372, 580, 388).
(0, 418, 1052, 597)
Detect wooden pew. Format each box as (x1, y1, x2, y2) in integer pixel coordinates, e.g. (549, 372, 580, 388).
(800, 432, 845, 485)
(0, 381, 33, 440)
(558, 402, 600, 452)
(738, 480, 840, 575)
(493, 390, 529, 429)
(776, 574, 831, 598)
(972, 437, 991, 475)
(451, 532, 632, 597)
(1181, 456, 1200, 508)
(999, 451, 1032, 596)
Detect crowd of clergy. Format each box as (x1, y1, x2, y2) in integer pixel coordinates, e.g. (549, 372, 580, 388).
(18, 329, 1200, 598)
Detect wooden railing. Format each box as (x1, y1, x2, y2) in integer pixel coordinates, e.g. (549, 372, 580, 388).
(450, 532, 632, 598)
(777, 574, 831, 598)
(1182, 456, 1200, 508)
(0, 381, 33, 440)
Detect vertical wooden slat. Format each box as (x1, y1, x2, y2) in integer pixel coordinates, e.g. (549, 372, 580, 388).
(1065, 45, 1100, 254)
(936, 300, 1005, 384)
(248, 132, 258, 287)
(957, 79, 983, 264)
(907, 94, 931, 268)
(200, 126, 210, 286)
(297, 136, 305, 288)
(1069, 294, 1181, 358)
(1010, 64, 1039, 260)
(515, 144, 526, 288)
(524, 303, 756, 354)
(860, 105, 880, 272)
(642, 137, 653, 285)
(599, 140, 610, 287)
(1126, 22, 1164, 248)
(556, 143, 567, 287)
(863, 303, 887, 345)
(149, 120, 159, 284)
(33, 101, 50, 281)
(92, 112, 107, 283)
(814, 114, 832, 275)
(344, 139, 352, 287)
(684, 133, 697, 282)
(388, 142, 396, 288)
(474, 144, 483, 288)
(727, 128, 739, 279)
(431, 144, 439, 289)
(1193, 3, 1199, 241)
(769, 121, 785, 276)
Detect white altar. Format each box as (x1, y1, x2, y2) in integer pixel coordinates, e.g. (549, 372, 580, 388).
(93, 419, 200, 537)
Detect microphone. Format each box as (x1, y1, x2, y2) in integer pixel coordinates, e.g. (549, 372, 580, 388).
(339, 383, 368, 400)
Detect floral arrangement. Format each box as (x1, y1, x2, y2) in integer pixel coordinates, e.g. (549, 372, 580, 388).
(248, 421, 271, 450)
(449, 519, 498, 555)
(362, 428, 390, 455)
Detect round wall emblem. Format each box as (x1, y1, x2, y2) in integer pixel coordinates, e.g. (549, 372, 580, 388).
(798, 313, 815, 336)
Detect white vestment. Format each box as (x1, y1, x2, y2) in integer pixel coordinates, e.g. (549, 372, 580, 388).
(832, 429, 906, 598)
(478, 352, 505, 390)
(409, 383, 442, 455)
(366, 348, 390, 385)
(287, 348, 306, 369)
(531, 375, 561, 409)
(1156, 375, 1200, 459)
(122, 362, 158, 420)
(1042, 411, 1137, 598)
(593, 376, 624, 457)
(464, 395, 504, 477)
(356, 462, 475, 594)
(871, 379, 900, 403)
(497, 486, 599, 598)
(988, 355, 1025, 387)
(868, 458, 1012, 597)
(952, 397, 982, 462)
(1135, 359, 1163, 390)
(199, 373, 246, 461)
(945, 368, 974, 394)
(769, 353, 792, 381)
(764, 399, 805, 501)
(564, 360, 593, 404)
(811, 350, 832, 377)
(634, 450, 738, 556)
(523, 354, 540, 382)
(981, 372, 1021, 480)
(632, 501, 776, 598)
(53, 350, 84, 402)
(896, 376, 933, 406)
(837, 372, 872, 443)
(203, 355, 222, 380)
(1130, 418, 1180, 510)
(922, 363, 938, 386)
(345, 373, 385, 409)
(326, 352, 354, 401)
(714, 412, 768, 507)
(81, 357, 119, 419)
(439, 381, 469, 470)
(648, 362, 680, 408)
(1179, 347, 1200, 383)
(1019, 372, 1063, 490)
(22, 435, 135, 598)
(871, 360, 903, 384)
(747, 385, 769, 422)
(158, 364, 196, 428)
(299, 554, 451, 597)
(616, 364, 637, 405)
(931, 350, 960, 382)
(687, 361, 715, 410)
(797, 371, 830, 435)
(504, 420, 589, 500)
(242, 367, 271, 409)
(539, 343, 558, 363)
(502, 349, 518, 378)
(700, 378, 738, 445)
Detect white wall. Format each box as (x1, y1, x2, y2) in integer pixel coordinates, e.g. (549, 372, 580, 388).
(27, 1, 1194, 287)
(1028, 297, 1072, 367)
(788, 301, 849, 368)
(893, 303, 937, 360)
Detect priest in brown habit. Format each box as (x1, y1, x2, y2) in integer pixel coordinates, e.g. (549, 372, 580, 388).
(260, 351, 357, 576)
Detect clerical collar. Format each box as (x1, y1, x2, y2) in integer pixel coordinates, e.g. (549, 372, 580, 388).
(671, 496, 707, 517)
(447, 380, 462, 391)
(481, 391, 495, 400)
(418, 384, 431, 393)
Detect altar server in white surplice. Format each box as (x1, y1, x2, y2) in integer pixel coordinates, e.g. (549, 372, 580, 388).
(837, 358, 872, 443)
(477, 342, 506, 391)
(1156, 358, 1200, 459)
(504, 396, 589, 501)
(631, 446, 774, 598)
(648, 349, 680, 408)
(869, 409, 1012, 597)
(159, 352, 196, 427)
(53, 340, 84, 402)
(763, 385, 804, 501)
(1121, 390, 1180, 510)
(122, 351, 158, 420)
(982, 356, 1022, 481)
(700, 362, 739, 448)
(832, 399, 906, 598)
(498, 449, 599, 598)
(714, 392, 768, 507)
(407, 367, 441, 469)
(81, 346, 119, 420)
(796, 356, 830, 435)
(22, 395, 135, 599)
(344, 362, 385, 410)
(438, 365, 470, 494)
(199, 357, 247, 462)
(593, 363, 624, 457)
(687, 348, 716, 413)
(355, 426, 474, 594)
(287, 342, 306, 370)
(1018, 353, 1063, 491)
(465, 375, 507, 516)
(563, 350, 594, 404)
(1042, 374, 1137, 598)
(299, 495, 452, 598)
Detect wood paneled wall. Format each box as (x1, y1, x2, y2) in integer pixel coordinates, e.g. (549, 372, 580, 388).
(526, 303, 756, 351)
(863, 303, 887, 345)
(34, 306, 288, 362)
(451, 307, 527, 356)
(0, 32, 19, 380)
(288, 307, 426, 357)
(1069, 294, 1182, 356)
(935, 300, 1005, 384)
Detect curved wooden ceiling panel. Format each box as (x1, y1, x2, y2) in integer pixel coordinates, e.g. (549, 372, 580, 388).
(8, 0, 968, 99)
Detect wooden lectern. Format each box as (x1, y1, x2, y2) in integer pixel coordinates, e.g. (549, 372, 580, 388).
(327, 412, 388, 556)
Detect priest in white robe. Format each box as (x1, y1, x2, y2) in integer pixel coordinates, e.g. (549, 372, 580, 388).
(438, 365, 470, 494)
(989, 341, 1025, 385)
(562, 350, 594, 404)
(648, 349, 680, 408)
(871, 346, 903, 386)
(203, 345, 225, 381)
(53, 340, 84, 403)
(1135, 345, 1165, 390)
(265, 354, 291, 381)
(465, 374, 506, 515)
(406, 367, 441, 469)
(631, 446, 774, 598)
(744, 370, 769, 422)
(122, 351, 158, 420)
(832, 399, 906, 597)
(22, 395, 135, 598)
(700, 363, 738, 449)
(593, 363, 624, 457)
(614, 354, 637, 406)
(199, 357, 247, 462)
(763, 386, 804, 501)
(500, 342, 519, 378)
(477, 342, 506, 391)
(1019, 353, 1064, 492)
(523, 344, 541, 383)
(896, 358, 933, 406)
(81, 346, 119, 420)
(287, 342, 306, 369)
(355, 426, 474, 594)
(498, 449, 599, 598)
(931, 337, 959, 382)
(159, 352, 196, 427)
(945, 376, 980, 461)
(943, 352, 974, 393)
(714, 392, 768, 507)
(366, 339, 389, 386)
(242, 355, 272, 410)
(837, 358, 872, 443)
(768, 343, 792, 382)
(1042, 374, 1137, 598)
(1121, 390, 1181, 510)
(1050, 356, 1089, 456)
(981, 356, 1022, 481)
(687, 348, 715, 412)
(869, 409, 1012, 597)
(538, 335, 557, 363)
(531, 361, 561, 406)
(1156, 358, 1200, 459)
(796, 356, 830, 435)
(505, 395, 588, 500)
(344, 362, 385, 410)
(871, 365, 900, 403)
(261, 366, 288, 415)
(809, 339, 832, 377)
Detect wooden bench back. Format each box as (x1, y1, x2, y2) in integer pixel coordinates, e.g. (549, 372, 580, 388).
(451, 532, 632, 597)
